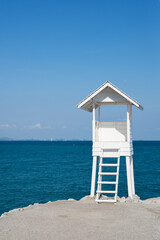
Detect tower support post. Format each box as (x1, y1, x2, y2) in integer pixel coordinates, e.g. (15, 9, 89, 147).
(90, 156, 97, 197)
(130, 155, 135, 195)
(126, 156, 133, 198)
(90, 102, 97, 197)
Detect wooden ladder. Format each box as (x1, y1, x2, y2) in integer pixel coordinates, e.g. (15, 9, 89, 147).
(96, 149, 120, 203)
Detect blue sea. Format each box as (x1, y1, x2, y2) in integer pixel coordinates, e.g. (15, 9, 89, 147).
(0, 141, 160, 215)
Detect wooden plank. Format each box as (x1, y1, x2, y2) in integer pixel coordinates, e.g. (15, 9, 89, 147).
(96, 199, 116, 203)
(97, 190, 116, 194)
(98, 181, 117, 184)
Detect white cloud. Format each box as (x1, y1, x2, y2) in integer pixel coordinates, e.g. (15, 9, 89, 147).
(24, 123, 41, 129)
(0, 124, 10, 129)
(24, 123, 51, 130)
(32, 123, 41, 129)
(62, 125, 67, 129)
(0, 123, 51, 130)
(0, 124, 17, 129)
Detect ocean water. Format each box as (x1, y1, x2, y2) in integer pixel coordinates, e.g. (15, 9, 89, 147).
(0, 141, 160, 215)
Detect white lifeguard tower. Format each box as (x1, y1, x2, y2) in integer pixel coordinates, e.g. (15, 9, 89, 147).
(77, 81, 143, 202)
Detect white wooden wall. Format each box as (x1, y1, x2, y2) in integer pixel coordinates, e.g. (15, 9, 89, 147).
(95, 121, 127, 142)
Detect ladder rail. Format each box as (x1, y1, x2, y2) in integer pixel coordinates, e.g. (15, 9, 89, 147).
(115, 156, 120, 202)
(96, 157, 103, 201)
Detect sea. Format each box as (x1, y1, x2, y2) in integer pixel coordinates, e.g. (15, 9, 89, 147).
(0, 141, 160, 215)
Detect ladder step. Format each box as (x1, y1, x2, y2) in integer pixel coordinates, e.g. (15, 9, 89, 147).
(96, 199, 116, 203)
(99, 164, 119, 167)
(97, 190, 116, 194)
(98, 181, 117, 185)
(99, 172, 118, 175)
(100, 155, 120, 158)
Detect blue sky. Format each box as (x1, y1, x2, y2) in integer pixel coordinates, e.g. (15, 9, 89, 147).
(0, 0, 160, 140)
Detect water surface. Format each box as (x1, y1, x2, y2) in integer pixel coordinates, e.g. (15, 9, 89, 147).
(0, 141, 159, 215)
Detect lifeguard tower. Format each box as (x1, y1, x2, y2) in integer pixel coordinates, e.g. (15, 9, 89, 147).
(77, 81, 143, 202)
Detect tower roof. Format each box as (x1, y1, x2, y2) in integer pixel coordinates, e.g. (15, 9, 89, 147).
(77, 81, 143, 112)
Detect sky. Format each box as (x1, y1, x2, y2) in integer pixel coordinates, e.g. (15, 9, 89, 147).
(0, 0, 160, 140)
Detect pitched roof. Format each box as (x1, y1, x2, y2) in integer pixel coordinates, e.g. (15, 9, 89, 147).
(77, 81, 143, 112)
